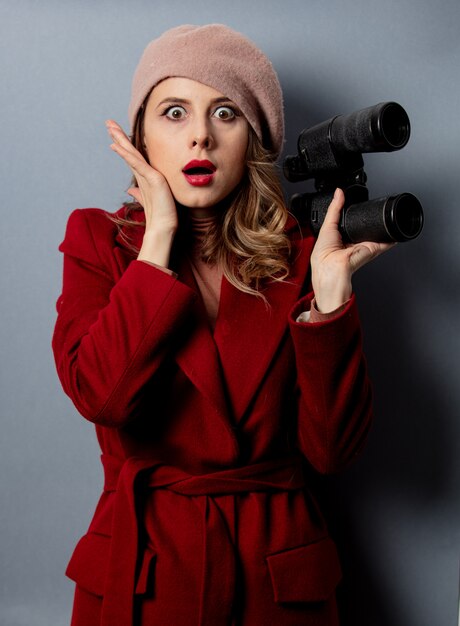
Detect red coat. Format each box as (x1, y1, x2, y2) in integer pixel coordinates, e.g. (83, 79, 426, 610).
(52, 206, 372, 626)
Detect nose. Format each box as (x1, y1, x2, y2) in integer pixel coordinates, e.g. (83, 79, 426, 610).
(189, 116, 214, 150)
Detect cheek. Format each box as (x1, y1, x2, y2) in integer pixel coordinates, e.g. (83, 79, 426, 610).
(145, 138, 173, 174)
(143, 124, 172, 168)
(230, 136, 249, 182)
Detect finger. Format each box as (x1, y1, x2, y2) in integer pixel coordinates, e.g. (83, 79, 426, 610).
(322, 188, 345, 228)
(109, 140, 141, 166)
(359, 241, 397, 258)
(127, 187, 144, 206)
(106, 120, 153, 180)
(105, 120, 138, 154)
(348, 241, 396, 273)
(107, 126, 133, 150)
(109, 141, 151, 179)
(105, 119, 129, 137)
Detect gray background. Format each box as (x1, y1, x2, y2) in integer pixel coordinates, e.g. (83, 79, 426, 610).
(1, 0, 459, 624)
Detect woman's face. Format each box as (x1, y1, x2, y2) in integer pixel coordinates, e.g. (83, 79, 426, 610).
(142, 77, 250, 215)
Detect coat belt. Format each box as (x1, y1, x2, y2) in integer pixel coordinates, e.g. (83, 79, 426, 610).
(100, 453, 305, 626)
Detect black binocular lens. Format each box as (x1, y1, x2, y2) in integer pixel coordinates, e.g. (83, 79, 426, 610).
(387, 193, 424, 241)
(377, 102, 410, 150)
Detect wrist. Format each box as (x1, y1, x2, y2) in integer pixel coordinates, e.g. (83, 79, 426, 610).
(138, 229, 176, 268)
(312, 274, 352, 314)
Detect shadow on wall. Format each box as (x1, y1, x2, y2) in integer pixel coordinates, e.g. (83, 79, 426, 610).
(330, 232, 455, 626)
(282, 91, 457, 625)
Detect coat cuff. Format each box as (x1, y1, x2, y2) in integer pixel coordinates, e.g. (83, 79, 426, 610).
(292, 293, 352, 325)
(138, 259, 178, 279)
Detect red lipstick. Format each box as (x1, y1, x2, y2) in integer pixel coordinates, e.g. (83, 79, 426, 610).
(182, 159, 216, 187)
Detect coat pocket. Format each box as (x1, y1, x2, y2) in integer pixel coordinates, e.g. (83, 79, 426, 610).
(65, 532, 157, 598)
(266, 536, 342, 603)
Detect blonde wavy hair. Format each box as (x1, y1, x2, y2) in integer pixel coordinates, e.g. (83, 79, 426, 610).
(112, 101, 292, 297)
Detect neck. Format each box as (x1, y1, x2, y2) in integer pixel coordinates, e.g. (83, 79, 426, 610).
(186, 207, 218, 219)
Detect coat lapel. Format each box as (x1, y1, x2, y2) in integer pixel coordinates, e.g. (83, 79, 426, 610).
(112, 208, 314, 427)
(173, 256, 232, 424)
(213, 218, 314, 422)
(113, 210, 232, 426)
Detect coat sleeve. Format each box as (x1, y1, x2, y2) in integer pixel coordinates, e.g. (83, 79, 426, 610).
(288, 292, 373, 474)
(52, 209, 196, 427)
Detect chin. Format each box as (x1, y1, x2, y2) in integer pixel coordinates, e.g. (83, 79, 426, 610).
(174, 190, 230, 211)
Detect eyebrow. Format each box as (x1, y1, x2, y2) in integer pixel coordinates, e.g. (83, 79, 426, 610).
(155, 96, 236, 108)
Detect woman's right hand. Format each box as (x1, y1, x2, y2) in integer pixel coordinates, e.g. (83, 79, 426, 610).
(106, 120, 178, 267)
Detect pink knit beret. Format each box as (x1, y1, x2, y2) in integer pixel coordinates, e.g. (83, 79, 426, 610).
(128, 24, 284, 158)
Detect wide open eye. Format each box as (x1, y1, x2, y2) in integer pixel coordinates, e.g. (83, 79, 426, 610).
(213, 106, 236, 121)
(164, 106, 187, 120)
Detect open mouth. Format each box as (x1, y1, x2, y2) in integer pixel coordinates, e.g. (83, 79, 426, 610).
(182, 160, 217, 175)
(183, 166, 215, 175)
(182, 160, 217, 186)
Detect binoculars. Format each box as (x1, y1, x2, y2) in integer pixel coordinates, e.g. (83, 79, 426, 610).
(283, 101, 424, 243)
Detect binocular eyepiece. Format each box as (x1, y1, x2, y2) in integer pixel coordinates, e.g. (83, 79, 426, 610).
(284, 102, 424, 243)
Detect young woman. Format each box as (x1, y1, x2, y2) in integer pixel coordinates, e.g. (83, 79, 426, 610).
(52, 24, 392, 626)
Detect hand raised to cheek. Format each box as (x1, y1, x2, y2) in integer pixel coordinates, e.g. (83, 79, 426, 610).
(106, 120, 178, 268)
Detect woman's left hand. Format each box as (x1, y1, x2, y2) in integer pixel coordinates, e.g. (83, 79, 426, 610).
(310, 188, 395, 313)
